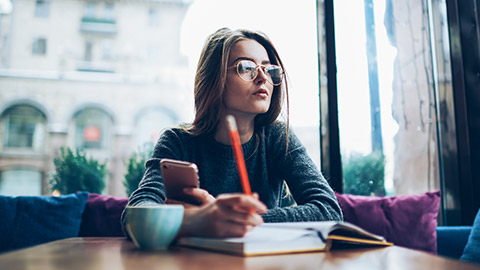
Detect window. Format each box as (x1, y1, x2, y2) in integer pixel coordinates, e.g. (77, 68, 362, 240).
(85, 2, 96, 18)
(2, 0, 320, 198)
(35, 0, 50, 18)
(84, 41, 93, 62)
(148, 8, 160, 26)
(74, 108, 113, 150)
(333, 1, 447, 196)
(32, 38, 47, 55)
(101, 40, 113, 60)
(2, 105, 46, 151)
(104, 3, 114, 20)
(178, 1, 321, 167)
(0, 168, 42, 196)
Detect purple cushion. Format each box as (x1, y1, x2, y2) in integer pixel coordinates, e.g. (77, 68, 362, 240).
(336, 190, 441, 253)
(78, 193, 128, 237)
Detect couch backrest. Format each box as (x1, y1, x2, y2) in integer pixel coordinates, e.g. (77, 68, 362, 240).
(336, 190, 441, 253)
(78, 193, 128, 237)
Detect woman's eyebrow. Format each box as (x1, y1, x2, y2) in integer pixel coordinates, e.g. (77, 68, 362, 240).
(232, 57, 254, 63)
(232, 57, 271, 64)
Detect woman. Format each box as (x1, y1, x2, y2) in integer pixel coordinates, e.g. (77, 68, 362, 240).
(125, 28, 342, 238)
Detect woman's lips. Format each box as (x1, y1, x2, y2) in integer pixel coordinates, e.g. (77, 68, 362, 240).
(253, 89, 269, 98)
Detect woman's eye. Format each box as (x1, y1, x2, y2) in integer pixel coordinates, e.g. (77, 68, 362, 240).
(239, 64, 255, 73)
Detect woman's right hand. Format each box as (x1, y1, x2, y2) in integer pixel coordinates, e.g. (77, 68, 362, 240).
(165, 187, 215, 208)
(177, 193, 267, 238)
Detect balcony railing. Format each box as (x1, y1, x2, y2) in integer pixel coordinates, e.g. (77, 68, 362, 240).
(80, 17, 117, 34)
(77, 61, 115, 73)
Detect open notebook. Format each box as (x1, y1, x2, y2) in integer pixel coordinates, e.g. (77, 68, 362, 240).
(177, 221, 393, 256)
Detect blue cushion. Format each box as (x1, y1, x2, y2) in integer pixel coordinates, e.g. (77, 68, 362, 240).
(461, 209, 480, 263)
(0, 192, 89, 252)
(436, 226, 472, 259)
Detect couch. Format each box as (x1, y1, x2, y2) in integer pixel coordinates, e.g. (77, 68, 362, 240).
(436, 226, 472, 259)
(0, 191, 474, 260)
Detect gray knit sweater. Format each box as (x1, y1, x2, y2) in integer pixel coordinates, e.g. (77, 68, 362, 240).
(125, 122, 343, 223)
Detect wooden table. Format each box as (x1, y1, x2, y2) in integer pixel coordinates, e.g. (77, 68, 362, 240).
(1, 237, 480, 270)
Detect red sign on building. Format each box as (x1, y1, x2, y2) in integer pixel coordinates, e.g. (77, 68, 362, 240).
(83, 126, 101, 142)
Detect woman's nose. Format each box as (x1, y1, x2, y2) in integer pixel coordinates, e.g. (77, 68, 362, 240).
(254, 66, 269, 84)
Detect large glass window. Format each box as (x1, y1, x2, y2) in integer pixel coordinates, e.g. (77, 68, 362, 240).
(334, 0, 449, 196)
(2, 105, 46, 151)
(1, 0, 321, 197)
(181, 0, 321, 167)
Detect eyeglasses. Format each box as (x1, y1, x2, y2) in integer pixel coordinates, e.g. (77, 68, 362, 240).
(227, 60, 283, 86)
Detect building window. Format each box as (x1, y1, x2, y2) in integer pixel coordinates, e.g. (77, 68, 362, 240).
(32, 38, 47, 56)
(2, 105, 46, 151)
(84, 41, 93, 62)
(74, 108, 112, 150)
(0, 169, 43, 196)
(101, 40, 113, 60)
(148, 8, 160, 26)
(85, 2, 96, 18)
(35, 0, 50, 18)
(104, 3, 115, 20)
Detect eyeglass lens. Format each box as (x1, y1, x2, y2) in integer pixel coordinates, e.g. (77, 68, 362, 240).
(237, 61, 283, 85)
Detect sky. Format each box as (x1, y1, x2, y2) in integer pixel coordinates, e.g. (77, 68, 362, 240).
(0, 0, 11, 13)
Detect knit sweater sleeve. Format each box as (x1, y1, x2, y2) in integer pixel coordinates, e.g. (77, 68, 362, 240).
(121, 128, 186, 235)
(262, 123, 343, 222)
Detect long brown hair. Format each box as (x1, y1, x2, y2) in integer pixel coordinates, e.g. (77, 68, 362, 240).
(189, 28, 289, 136)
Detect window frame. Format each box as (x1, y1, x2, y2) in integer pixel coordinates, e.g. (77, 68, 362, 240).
(319, 0, 480, 225)
(1, 105, 47, 151)
(35, 0, 50, 18)
(32, 37, 47, 56)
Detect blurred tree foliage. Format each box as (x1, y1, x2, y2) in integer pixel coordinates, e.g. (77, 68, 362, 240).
(49, 147, 107, 194)
(343, 151, 386, 196)
(123, 143, 154, 197)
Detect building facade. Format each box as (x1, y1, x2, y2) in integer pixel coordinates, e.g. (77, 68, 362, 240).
(0, 0, 193, 197)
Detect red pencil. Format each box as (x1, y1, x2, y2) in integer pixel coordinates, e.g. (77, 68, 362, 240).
(226, 115, 253, 196)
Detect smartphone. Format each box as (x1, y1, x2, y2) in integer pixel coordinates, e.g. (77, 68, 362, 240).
(160, 158, 200, 204)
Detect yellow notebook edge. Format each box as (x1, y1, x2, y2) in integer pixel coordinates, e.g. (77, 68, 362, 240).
(327, 235, 394, 247)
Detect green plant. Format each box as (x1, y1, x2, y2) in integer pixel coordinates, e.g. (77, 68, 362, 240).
(123, 143, 154, 197)
(342, 151, 386, 196)
(49, 147, 107, 194)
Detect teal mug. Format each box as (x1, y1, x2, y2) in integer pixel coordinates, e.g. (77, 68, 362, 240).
(125, 205, 184, 250)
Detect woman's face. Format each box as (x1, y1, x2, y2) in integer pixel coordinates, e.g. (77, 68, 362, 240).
(222, 39, 274, 119)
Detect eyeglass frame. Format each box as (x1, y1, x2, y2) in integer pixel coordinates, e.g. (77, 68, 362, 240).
(226, 60, 284, 86)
